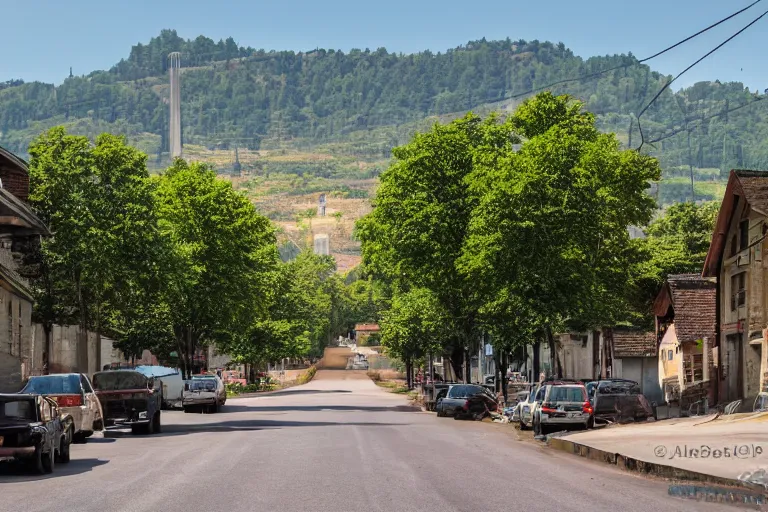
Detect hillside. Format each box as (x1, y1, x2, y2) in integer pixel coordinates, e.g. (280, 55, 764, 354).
(1, 29, 767, 262)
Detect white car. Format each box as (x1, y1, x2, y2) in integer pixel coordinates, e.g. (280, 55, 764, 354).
(512, 385, 540, 430)
(21, 373, 104, 443)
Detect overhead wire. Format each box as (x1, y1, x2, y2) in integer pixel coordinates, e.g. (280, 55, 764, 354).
(510, 0, 764, 99)
(636, 7, 768, 150)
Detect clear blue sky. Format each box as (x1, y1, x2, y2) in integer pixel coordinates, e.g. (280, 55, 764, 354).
(1, 0, 765, 91)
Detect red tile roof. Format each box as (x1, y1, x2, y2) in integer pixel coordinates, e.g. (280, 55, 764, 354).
(666, 274, 716, 344)
(354, 323, 380, 332)
(612, 331, 657, 358)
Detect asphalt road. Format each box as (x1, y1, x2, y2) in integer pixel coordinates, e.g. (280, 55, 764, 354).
(0, 371, 733, 511)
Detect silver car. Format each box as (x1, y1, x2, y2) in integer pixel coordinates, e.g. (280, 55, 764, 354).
(532, 383, 591, 436)
(184, 375, 226, 413)
(21, 373, 104, 443)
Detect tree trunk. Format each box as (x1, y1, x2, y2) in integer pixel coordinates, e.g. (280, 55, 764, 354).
(43, 324, 52, 375)
(449, 346, 464, 382)
(75, 270, 89, 373)
(494, 352, 502, 394)
(532, 340, 540, 383)
(546, 326, 561, 379)
(405, 357, 412, 390)
(464, 348, 471, 383)
(499, 351, 509, 403)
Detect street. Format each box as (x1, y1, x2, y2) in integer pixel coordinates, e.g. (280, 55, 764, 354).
(1, 371, 727, 512)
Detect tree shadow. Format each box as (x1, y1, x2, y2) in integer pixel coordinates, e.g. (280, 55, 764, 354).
(0, 458, 109, 482)
(105, 419, 405, 439)
(221, 404, 420, 413)
(255, 389, 353, 397)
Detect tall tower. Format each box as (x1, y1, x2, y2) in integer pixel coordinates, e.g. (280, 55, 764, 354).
(168, 52, 182, 158)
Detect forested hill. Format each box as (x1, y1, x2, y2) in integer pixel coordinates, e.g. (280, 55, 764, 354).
(1, 29, 767, 202)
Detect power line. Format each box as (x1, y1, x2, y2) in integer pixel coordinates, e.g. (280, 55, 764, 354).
(645, 96, 766, 145)
(636, 7, 768, 150)
(510, 0, 764, 100)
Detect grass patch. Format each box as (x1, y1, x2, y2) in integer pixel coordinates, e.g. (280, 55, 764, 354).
(373, 379, 410, 394)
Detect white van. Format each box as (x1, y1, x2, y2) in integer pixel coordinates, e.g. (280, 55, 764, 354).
(135, 366, 184, 409)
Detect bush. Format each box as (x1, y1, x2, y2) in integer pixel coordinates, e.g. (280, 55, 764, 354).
(367, 370, 381, 381)
(296, 365, 317, 385)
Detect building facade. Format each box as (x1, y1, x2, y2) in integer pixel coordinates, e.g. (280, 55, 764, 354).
(703, 170, 768, 407)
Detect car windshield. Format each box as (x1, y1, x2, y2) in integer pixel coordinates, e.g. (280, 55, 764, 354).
(22, 374, 81, 395)
(447, 385, 483, 398)
(548, 386, 587, 402)
(0, 398, 36, 422)
(92, 372, 148, 391)
(189, 380, 217, 391)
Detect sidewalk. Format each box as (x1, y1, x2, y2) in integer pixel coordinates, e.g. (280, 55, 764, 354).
(548, 413, 768, 489)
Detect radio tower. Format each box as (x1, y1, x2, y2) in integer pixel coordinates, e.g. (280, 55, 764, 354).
(168, 52, 182, 158)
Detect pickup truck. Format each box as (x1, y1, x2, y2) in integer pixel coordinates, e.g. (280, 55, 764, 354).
(92, 370, 162, 435)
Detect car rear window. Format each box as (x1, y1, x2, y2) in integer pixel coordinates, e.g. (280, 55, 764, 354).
(189, 380, 217, 391)
(92, 372, 148, 391)
(597, 381, 641, 395)
(22, 374, 81, 395)
(447, 385, 483, 398)
(549, 386, 586, 402)
(0, 399, 37, 422)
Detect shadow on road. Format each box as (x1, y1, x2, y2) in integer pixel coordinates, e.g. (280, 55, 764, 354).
(259, 389, 353, 397)
(222, 404, 420, 413)
(85, 437, 117, 444)
(0, 458, 109, 482)
(105, 419, 405, 438)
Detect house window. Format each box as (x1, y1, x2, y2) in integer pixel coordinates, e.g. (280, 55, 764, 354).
(730, 235, 738, 257)
(668, 350, 673, 361)
(731, 272, 746, 311)
(740, 220, 750, 252)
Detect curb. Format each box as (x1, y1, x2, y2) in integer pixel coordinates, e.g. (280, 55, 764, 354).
(547, 436, 763, 492)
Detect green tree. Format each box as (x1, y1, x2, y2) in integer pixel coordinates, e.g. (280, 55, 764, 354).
(153, 159, 277, 377)
(460, 93, 661, 377)
(380, 288, 450, 387)
(357, 114, 516, 381)
(628, 201, 719, 327)
(28, 128, 167, 369)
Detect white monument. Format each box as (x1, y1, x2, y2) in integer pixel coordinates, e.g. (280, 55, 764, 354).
(313, 234, 330, 256)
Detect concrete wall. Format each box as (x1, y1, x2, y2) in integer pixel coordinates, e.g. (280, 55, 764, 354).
(0, 352, 22, 392)
(558, 333, 595, 380)
(0, 286, 35, 391)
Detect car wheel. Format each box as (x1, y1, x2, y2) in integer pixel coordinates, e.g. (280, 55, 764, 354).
(72, 432, 87, 444)
(57, 432, 71, 463)
(93, 418, 104, 431)
(587, 416, 594, 429)
(131, 424, 143, 435)
(519, 419, 529, 431)
(145, 415, 155, 435)
(31, 444, 45, 474)
(533, 415, 541, 436)
(183, 407, 190, 414)
(153, 412, 161, 434)
(41, 447, 55, 474)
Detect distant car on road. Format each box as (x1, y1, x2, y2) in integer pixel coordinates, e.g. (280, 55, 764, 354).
(183, 378, 223, 413)
(532, 382, 592, 436)
(192, 374, 226, 406)
(0, 393, 73, 474)
(21, 373, 104, 443)
(92, 370, 162, 435)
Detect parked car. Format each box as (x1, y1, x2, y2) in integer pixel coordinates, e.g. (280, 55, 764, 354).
(512, 385, 540, 429)
(183, 379, 222, 413)
(191, 374, 226, 406)
(532, 382, 592, 436)
(135, 366, 184, 409)
(436, 384, 497, 419)
(20, 373, 104, 443)
(0, 394, 73, 473)
(92, 370, 162, 435)
(586, 379, 654, 426)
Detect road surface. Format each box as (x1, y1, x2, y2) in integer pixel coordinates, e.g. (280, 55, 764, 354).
(1, 371, 731, 511)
